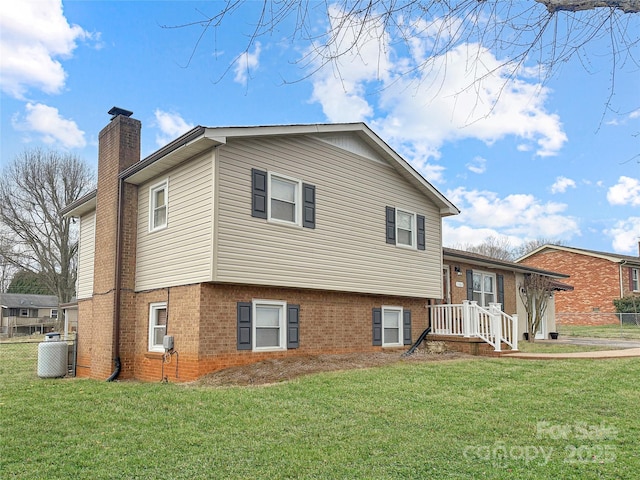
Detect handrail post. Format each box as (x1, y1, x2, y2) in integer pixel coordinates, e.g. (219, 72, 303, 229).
(489, 303, 502, 352)
(462, 300, 471, 337)
(512, 314, 518, 350)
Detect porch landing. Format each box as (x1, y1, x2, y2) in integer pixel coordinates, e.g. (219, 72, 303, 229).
(426, 334, 517, 357)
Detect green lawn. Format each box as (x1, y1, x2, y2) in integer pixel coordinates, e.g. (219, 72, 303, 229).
(557, 324, 640, 339)
(1, 344, 639, 479)
(516, 342, 620, 354)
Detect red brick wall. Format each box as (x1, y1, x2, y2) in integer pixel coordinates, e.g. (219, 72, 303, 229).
(445, 262, 517, 314)
(129, 283, 429, 382)
(520, 249, 623, 325)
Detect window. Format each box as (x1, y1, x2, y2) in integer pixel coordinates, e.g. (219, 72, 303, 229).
(632, 268, 639, 292)
(396, 210, 416, 248)
(50, 309, 58, 319)
(149, 179, 168, 231)
(382, 306, 403, 347)
(252, 169, 316, 228)
(20, 308, 29, 317)
(148, 302, 167, 352)
(237, 300, 299, 351)
(472, 272, 496, 307)
(268, 173, 301, 226)
(253, 300, 287, 350)
(385, 206, 425, 250)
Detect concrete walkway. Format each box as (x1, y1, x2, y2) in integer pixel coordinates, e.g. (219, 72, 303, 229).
(505, 336, 640, 359)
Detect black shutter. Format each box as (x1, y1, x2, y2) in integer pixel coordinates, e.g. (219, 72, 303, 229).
(417, 215, 426, 250)
(385, 206, 396, 244)
(403, 310, 412, 345)
(287, 304, 300, 349)
(237, 302, 252, 350)
(302, 183, 316, 229)
(631, 268, 636, 291)
(251, 169, 267, 219)
(466, 270, 474, 301)
(372, 308, 382, 346)
(497, 274, 504, 309)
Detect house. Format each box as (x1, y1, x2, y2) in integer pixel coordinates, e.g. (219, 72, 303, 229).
(62, 107, 461, 382)
(517, 244, 640, 325)
(425, 248, 572, 354)
(0, 293, 59, 337)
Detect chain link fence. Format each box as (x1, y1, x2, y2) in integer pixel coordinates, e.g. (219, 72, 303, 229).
(0, 334, 77, 381)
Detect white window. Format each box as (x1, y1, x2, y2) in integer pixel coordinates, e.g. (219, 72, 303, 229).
(20, 308, 29, 317)
(149, 179, 168, 231)
(396, 209, 416, 248)
(382, 306, 403, 347)
(473, 271, 496, 307)
(253, 300, 287, 351)
(148, 302, 167, 352)
(268, 173, 301, 226)
(50, 309, 58, 319)
(632, 268, 639, 292)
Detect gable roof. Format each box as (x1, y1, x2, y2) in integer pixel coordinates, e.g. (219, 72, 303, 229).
(517, 244, 640, 267)
(0, 293, 59, 309)
(63, 123, 459, 218)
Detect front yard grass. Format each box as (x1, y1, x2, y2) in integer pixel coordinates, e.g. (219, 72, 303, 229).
(515, 342, 621, 354)
(557, 324, 640, 339)
(1, 347, 639, 479)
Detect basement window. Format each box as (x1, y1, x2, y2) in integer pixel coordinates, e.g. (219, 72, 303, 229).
(148, 302, 167, 352)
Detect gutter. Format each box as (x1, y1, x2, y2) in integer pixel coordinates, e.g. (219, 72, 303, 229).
(620, 260, 627, 299)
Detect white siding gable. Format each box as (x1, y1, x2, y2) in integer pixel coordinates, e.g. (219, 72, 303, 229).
(77, 211, 96, 299)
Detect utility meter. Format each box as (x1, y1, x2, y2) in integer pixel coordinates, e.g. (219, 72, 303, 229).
(163, 335, 174, 351)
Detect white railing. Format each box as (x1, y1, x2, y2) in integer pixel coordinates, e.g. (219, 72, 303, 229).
(429, 300, 518, 352)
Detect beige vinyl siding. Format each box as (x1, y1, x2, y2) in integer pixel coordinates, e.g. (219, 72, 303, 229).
(135, 151, 214, 291)
(77, 211, 96, 299)
(215, 135, 443, 298)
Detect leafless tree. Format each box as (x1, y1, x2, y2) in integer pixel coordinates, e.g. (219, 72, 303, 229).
(0, 149, 94, 303)
(519, 273, 555, 342)
(169, 1, 639, 99)
(455, 235, 515, 260)
(515, 238, 566, 259)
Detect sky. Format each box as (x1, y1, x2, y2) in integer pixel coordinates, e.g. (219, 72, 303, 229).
(1, 0, 639, 256)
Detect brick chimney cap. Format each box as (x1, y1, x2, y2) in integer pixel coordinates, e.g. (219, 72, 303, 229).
(108, 106, 133, 119)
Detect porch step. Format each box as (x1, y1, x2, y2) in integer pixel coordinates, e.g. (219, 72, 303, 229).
(426, 334, 516, 357)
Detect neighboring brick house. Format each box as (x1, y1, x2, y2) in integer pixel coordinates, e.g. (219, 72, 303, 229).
(517, 245, 640, 325)
(62, 108, 460, 382)
(438, 248, 571, 347)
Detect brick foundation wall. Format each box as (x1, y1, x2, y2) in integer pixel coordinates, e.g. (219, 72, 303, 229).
(127, 283, 429, 382)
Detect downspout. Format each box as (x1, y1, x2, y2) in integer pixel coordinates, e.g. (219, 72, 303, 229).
(619, 261, 627, 299)
(402, 302, 432, 357)
(107, 177, 125, 382)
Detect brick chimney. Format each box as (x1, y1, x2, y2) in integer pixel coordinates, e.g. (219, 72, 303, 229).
(90, 108, 141, 379)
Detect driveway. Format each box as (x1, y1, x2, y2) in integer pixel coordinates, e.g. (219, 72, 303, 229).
(539, 336, 640, 349)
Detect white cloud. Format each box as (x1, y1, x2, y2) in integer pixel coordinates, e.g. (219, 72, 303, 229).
(12, 103, 85, 148)
(154, 110, 195, 147)
(0, 0, 89, 98)
(307, 6, 568, 174)
(607, 176, 640, 207)
(234, 43, 262, 86)
(550, 176, 576, 194)
(443, 187, 580, 242)
(605, 217, 640, 254)
(466, 156, 486, 174)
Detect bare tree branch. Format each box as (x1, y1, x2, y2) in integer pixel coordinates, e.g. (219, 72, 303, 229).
(0, 149, 94, 303)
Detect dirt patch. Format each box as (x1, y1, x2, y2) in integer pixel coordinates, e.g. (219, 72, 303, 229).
(192, 348, 466, 387)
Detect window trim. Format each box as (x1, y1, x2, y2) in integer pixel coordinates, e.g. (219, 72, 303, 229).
(632, 268, 639, 292)
(50, 309, 58, 319)
(472, 270, 497, 307)
(148, 302, 167, 353)
(267, 172, 302, 227)
(395, 209, 417, 249)
(381, 306, 403, 347)
(252, 299, 287, 352)
(149, 178, 169, 232)
(19, 308, 29, 317)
